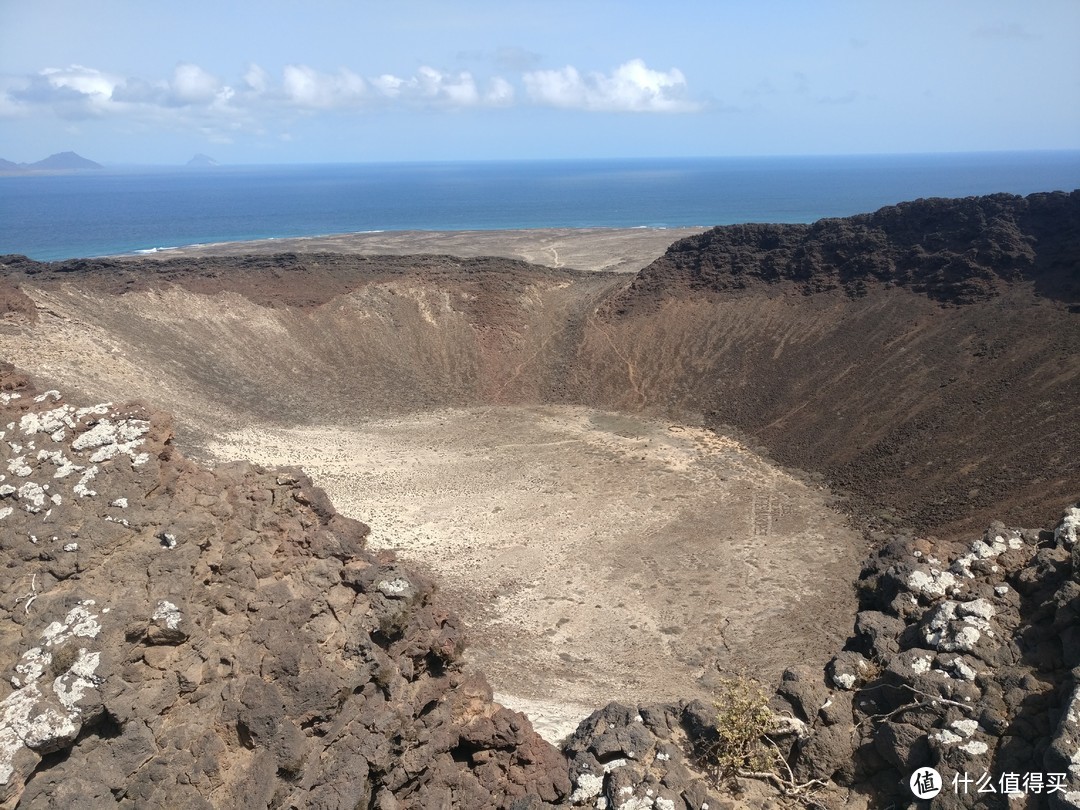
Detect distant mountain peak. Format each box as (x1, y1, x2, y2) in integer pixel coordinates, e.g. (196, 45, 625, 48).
(187, 153, 219, 168)
(27, 152, 103, 171)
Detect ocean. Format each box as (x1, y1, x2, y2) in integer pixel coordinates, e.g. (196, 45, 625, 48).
(1, 152, 1078, 261)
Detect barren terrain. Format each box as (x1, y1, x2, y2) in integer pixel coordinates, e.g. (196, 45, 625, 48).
(206, 406, 863, 740)
(2, 193, 1077, 757)
(128, 226, 703, 274)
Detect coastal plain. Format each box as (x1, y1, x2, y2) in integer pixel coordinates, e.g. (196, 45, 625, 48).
(136, 226, 704, 274)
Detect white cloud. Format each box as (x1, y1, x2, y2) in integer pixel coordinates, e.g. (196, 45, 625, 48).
(0, 56, 695, 132)
(170, 63, 222, 104)
(524, 66, 587, 109)
(372, 73, 408, 98)
(20, 65, 123, 117)
(42, 65, 119, 99)
(283, 65, 366, 109)
(372, 67, 489, 107)
(485, 76, 515, 106)
(417, 66, 480, 105)
(524, 59, 697, 112)
(281, 65, 490, 109)
(243, 63, 270, 94)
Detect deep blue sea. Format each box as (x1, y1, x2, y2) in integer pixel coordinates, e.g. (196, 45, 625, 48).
(1, 152, 1078, 261)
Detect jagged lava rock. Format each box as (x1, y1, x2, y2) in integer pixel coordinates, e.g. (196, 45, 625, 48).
(0, 364, 569, 808)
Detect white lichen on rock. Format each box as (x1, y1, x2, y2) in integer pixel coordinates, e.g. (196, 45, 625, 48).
(377, 577, 413, 597)
(1, 602, 103, 788)
(948, 658, 978, 681)
(951, 718, 979, 738)
(42, 602, 102, 648)
(72, 417, 150, 464)
(152, 600, 183, 630)
(16, 482, 47, 513)
(932, 729, 963, 746)
(833, 672, 856, 689)
(569, 772, 604, 803)
(922, 599, 996, 653)
(950, 531, 1024, 580)
(12, 648, 50, 689)
(20, 407, 74, 438)
(907, 567, 958, 598)
(73, 466, 98, 498)
(52, 650, 102, 711)
(6, 456, 31, 477)
(1056, 507, 1080, 547)
(36, 449, 83, 479)
(959, 740, 989, 756)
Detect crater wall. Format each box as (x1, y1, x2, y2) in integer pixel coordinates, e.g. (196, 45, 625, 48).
(1, 192, 1076, 537)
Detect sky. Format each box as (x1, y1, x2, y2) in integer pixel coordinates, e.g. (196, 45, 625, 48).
(1, 0, 1078, 165)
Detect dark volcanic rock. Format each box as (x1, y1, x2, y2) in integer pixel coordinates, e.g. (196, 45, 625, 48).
(594, 193, 1080, 537)
(0, 366, 569, 808)
(547, 507, 1080, 809)
(784, 511, 1080, 808)
(618, 191, 1080, 306)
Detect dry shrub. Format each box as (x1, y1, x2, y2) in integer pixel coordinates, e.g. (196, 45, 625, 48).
(708, 675, 772, 782)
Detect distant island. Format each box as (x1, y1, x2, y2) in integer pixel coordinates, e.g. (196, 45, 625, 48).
(186, 153, 219, 168)
(0, 151, 103, 173)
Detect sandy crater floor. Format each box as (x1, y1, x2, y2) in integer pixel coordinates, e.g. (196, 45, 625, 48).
(207, 405, 865, 742)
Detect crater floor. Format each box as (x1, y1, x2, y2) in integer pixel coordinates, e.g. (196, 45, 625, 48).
(206, 405, 865, 741)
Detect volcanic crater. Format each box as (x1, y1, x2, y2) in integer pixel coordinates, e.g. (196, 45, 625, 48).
(1, 191, 1077, 744)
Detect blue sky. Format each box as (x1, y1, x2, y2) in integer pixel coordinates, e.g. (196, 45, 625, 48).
(1, 0, 1077, 164)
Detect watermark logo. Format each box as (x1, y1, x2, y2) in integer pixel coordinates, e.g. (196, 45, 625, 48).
(910, 767, 943, 799)
(908, 768, 1069, 798)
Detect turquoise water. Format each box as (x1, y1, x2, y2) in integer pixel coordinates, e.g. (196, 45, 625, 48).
(1, 152, 1078, 261)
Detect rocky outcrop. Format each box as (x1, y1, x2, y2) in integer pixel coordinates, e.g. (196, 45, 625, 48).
(559, 508, 1080, 809)
(616, 191, 1080, 308)
(781, 514, 1079, 808)
(0, 365, 569, 808)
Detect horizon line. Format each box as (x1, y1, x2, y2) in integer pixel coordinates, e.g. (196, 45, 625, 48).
(2, 147, 1080, 172)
